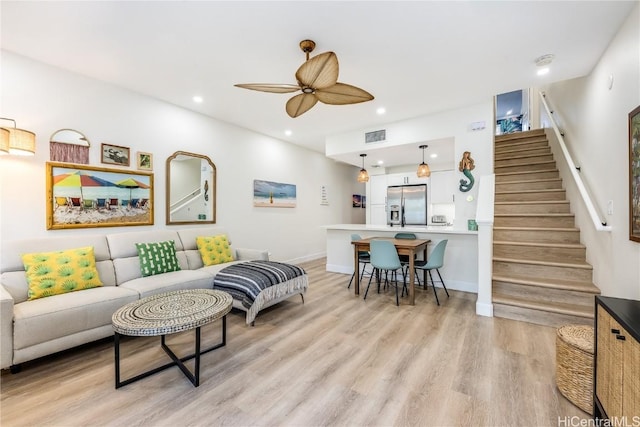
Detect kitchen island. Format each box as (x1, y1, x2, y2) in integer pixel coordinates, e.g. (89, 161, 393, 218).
(325, 224, 478, 294)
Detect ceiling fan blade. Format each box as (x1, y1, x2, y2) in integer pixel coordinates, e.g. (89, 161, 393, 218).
(285, 93, 318, 118)
(315, 82, 375, 105)
(296, 51, 338, 90)
(234, 83, 300, 94)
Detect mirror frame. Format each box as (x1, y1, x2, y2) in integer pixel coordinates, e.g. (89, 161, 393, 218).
(165, 151, 217, 225)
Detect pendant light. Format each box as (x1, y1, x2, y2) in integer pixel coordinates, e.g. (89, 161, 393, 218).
(357, 153, 369, 183)
(416, 144, 431, 178)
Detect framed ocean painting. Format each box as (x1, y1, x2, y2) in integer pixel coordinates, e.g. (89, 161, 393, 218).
(253, 179, 296, 208)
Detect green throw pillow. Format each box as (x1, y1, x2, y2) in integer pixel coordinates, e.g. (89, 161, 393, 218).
(22, 246, 103, 300)
(196, 235, 234, 266)
(135, 240, 181, 277)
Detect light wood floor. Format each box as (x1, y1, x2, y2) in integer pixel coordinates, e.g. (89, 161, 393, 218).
(1, 258, 588, 426)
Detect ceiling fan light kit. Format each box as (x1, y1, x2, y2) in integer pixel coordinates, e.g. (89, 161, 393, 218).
(235, 40, 374, 118)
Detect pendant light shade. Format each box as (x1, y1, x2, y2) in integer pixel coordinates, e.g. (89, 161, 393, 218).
(416, 144, 431, 178)
(357, 153, 369, 183)
(0, 128, 9, 155)
(0, 118, 36, 156)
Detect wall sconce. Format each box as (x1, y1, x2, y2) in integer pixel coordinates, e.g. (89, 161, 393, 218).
(416, 144, 431, 177)
(357, 153, 369, 183)
(0, 118, 36, 156)
(0, 128, 9, 155)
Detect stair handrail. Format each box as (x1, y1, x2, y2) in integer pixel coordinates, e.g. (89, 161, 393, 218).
(538, 91, 612, 232)
(169, 186, 201, 215)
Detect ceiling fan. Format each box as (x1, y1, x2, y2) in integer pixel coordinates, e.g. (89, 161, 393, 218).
(234, 40, 374, 118)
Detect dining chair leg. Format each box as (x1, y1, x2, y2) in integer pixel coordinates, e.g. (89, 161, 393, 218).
(436, 268, 450, 298)
(364, 269, 376, 300)
(348, 272, 355, 289)
(427, 270, 440, 306)
(394, 271, 400, 306)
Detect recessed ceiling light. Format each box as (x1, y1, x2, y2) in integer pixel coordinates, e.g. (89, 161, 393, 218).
(377, 160, 384, 165)
(376, 107, 386, 115)
(193, 96, 203, 103)
(284, 130, 292, 136)
(537, 67, 550, 76)
(430, 153, 438, 159)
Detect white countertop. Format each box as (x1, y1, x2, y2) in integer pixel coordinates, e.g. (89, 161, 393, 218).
(324, 223, 477, 235)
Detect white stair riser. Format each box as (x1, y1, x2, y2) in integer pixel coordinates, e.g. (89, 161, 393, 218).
(493, 261, 593, 281)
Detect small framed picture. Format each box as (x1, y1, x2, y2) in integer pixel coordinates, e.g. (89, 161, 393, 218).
(137, 151, 153, 171)
(101, 143, 130, 167)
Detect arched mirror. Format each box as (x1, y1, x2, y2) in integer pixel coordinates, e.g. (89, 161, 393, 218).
(49, 128, 90, 164)
(166, 151, 216, 225)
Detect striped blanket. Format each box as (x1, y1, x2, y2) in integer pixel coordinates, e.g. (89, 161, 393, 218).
(212, 260, 307, 312)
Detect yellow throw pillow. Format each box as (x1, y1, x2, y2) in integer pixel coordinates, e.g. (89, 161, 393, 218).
(196, 235, 234, 266)
(22, 246, 103, 300)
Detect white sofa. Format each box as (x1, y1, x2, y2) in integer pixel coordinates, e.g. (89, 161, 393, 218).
(0, 226, 270, 372)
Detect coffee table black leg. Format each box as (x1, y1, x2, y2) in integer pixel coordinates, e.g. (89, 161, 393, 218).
(114, 314, 228, 389)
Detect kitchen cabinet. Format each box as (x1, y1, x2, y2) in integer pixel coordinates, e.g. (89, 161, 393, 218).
(387, 173, 428, 186)
(430, 170, 456, 204)
(370, 204, 387, 226)
(369, 175, 387, 205)
(594, 296, 640, 420)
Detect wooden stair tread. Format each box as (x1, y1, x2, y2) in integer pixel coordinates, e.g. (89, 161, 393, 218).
(492, 293, 593, 318)
(493, 256, 593, 269)
(495, 201, 569, 205)
(495, 160, 556, 166)
(494, 213, 574, 217)
(495, 153, 552, 160)
(493, 240, 585, 249)
(496, 188, 565, 194)
(494, 226, 579, 231)
(495, 169, 558, 177)
(492, 274, 599, 293)
(496, 178, 561, 185)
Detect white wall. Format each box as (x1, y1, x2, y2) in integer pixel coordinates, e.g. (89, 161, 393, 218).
(326, 102, 495, 229)
(542, 4, 640, 299)
(0, 52, 360, 263)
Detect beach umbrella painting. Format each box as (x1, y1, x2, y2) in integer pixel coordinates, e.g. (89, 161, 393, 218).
(115, 178, 150, 201)
(53, 171, 117, 199)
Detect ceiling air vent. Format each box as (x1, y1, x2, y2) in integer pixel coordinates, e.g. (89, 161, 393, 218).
(365, 129, 386, 143)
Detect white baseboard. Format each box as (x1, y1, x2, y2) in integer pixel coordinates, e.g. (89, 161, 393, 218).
(476, 302, 494, 317)
(326, 263, 352, 275)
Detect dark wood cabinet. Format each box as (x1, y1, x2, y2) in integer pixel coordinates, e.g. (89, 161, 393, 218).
(594, 296, 640, 420)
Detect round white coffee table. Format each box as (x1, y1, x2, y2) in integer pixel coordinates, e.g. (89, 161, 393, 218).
(112, 289, 232, 388)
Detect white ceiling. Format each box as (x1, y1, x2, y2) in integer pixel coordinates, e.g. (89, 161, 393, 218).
(1, 1, 635, 168)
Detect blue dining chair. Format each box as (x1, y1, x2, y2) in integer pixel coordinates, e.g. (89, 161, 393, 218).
(348, 234, 370, 289)
(414, 239, 449, 305)
(365, 240, 406, 306)
(394, 232, 421, 286)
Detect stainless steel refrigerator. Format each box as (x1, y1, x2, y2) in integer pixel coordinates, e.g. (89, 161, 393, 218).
(387, 184, 428, 226)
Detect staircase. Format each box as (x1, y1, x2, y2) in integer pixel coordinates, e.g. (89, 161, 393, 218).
(492, 129, 600, 328)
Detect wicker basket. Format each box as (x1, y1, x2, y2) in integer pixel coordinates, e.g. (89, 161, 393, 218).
(556, 324, 594, 414)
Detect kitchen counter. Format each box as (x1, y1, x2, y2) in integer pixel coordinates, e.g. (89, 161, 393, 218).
(324, 224, 478, 293)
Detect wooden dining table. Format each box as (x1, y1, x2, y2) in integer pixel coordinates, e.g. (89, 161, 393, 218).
(351, 237, 430, 305)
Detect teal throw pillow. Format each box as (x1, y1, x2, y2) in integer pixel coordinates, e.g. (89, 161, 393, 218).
(135, 240, 181, 277)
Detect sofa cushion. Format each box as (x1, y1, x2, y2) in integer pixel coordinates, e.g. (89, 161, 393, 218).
(135, 240, 181, 277)
(118, 270, 213, 299)
(106, 230, 183, 260)
(22, 247, 103, 300)
(196, 235, 234, 266)
(12, 286, 139, 350)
